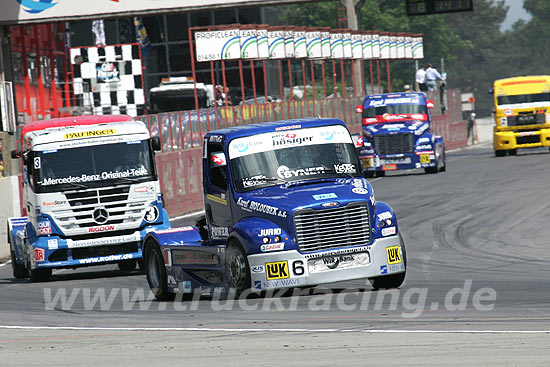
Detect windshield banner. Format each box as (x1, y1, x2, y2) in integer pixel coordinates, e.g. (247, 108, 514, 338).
(228, 125, 352, 159)
(40, 167, 149, 187)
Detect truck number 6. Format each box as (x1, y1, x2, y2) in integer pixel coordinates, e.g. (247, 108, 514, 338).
(292, 260, 305, 276)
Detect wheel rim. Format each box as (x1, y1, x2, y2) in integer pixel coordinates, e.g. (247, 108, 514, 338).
(148, 250, 161, 290)
(228, 252, 246, 288)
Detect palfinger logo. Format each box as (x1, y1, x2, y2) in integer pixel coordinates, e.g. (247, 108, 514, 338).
(16, 0, 57, 14)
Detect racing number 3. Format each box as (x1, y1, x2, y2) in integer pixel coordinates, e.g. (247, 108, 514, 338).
(386, 246, 402, 264)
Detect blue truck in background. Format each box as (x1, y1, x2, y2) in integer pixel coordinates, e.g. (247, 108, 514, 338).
(355, 92, 446, 177)
(142, 118, 407, 299)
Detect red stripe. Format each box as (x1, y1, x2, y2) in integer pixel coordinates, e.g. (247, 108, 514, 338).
(501, 79, 547, 86)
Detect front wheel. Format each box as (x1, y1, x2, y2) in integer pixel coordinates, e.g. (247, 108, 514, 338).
(495, 150, 506, 157)
(225, 240, 251, 295)
(118, 259, 137, 271)
(29, 268, 52, 282)
(439, 148, 447, 172)
(11, 249, 28, 279)
(145, 242, 174, 301)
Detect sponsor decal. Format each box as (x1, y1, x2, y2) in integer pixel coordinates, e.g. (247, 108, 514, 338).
(260, 278, 304, 289)
(254, 280, 262, 290)
(380, 157, 411, 165)
(167, 275, 177, 286)
(40, 167, 148, 186)
(420, 154, 431, 164)
(37, 221, 52, 235)
(334, 163, 356, 174)
(209, 135, 223, 143)
(416, 144, 433, 150)
(172, 250, 220, 265)
(370, 193, 376, 206)
(258, 228, 282, 237)
(313, 193, 337, 200)
(155, 226, 194, 234)
(47, 239, 58, 250)
(211, 226, 229, 239)
(380, 265, 388, 274)
(321, 202, 339, 208)
(17, 0, 57, 14)
(265, 261, 289, 280)
(64, 129, 116, 140)
(78, 253, 134, 264)
(67, 233, 141, 248)
(236, 197, 287, 218)
(88, 225, 115, 233)
(242, 175, 267, 188)
(33, 248, 45, 262)
(210, 153, 226, 166)
(251, 265, 265, 273)
(272, 133, 313, 147)
(275, 124, 302, 131)
(386, 245, 402, 264)
(42, 200, 67, 207)
(352, 187, 368, 195)
(260, 242, 285, 252)
(504, 109, 514, 116)
(97, 62, 120, 83)
(377, 211, 392, 221)
(181, 281, 192, 293)
(381, 226, 397, 236)
(382, 164, 397, 171)
(308, 252, 370, 273)
(276, 165, 325, 179)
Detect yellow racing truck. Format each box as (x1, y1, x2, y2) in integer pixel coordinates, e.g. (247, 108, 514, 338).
(491, 75, 550, 156)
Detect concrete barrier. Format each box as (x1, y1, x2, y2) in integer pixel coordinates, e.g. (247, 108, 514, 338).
(0, 175, 21, 259)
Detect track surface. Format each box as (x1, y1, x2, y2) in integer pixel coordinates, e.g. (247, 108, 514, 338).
(2, 144, 550, 365)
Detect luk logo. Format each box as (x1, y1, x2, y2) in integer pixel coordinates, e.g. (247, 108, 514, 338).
(265, 261, 289, 280)
(17, 0, 57, 14)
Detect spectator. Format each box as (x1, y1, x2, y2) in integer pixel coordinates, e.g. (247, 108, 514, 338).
(0, 140, 4, 177)
(415, 66, 427, 92)
(424, 64, 444, 91)
(467, 112, 477, 145)
(215, 85, 231, 106)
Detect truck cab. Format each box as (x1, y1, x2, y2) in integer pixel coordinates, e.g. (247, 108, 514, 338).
(355, 92, 446, 176)
(8, 115, 171, 281)
(142, 118, 406, 300)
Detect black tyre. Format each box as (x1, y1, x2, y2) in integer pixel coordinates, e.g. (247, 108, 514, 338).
(11, 249, 28, 279)
(370, 233, 407, 290)
(364, 171, 375, 178)
(376, 171, 386, 177)
(145, 241, 175, 301)
(424, 165, 438, 174)
(439, 148, 447, 172)
(117, 259, 137, 271)
(225, 240, 251, 295)
(495, 150, 506, 157)
(29, 268, 52, 282)
(508, 149, 517, 156)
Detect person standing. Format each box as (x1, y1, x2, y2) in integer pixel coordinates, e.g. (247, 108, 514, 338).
(415, 66, 427, 92)
(425, 64, 444, 91)
(467, 112, 477, 145)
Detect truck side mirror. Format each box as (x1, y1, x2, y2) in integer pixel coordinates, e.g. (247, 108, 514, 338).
(426, 100, 435, 108)
(351, 133, 363, 148)
(488, 88, 494, 95)
(355, 105, 363, 114)
(11, 149, 21, 159)
(151, 136, 161, 152)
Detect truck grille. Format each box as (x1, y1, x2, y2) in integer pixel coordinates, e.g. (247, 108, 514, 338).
(294, 203, 371, 253)
(507, 113, 545, 126)
(48, 184, 151, 236)
(374, 133, 414, 155)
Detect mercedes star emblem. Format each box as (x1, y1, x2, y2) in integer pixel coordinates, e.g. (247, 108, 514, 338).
(92, 207, 109, 224)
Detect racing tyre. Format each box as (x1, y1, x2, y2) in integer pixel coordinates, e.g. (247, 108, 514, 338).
(225, 240, 251, 295)
(495, 150, 506, 157)
(370, 233, 407, 290)
(364, 171, 375, 179)
(118, 259, 137, 271)
(29, 268, 52, 282)
(439, 148, 447, 172)
(145, 241, 175, 301)
(508, 149, 517, 156)
(11, 249, 28, 279)
(376, 171, 386, 177)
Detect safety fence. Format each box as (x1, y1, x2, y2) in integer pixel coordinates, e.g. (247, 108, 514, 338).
(140, 89, 467, 216)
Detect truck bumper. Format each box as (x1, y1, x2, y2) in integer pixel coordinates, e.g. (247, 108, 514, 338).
(494, 128, 550, 151)
(360, 152, 437, 172)
(247, 235, 405, 291)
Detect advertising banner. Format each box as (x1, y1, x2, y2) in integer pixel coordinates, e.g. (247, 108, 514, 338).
(195, 28, 241, 61)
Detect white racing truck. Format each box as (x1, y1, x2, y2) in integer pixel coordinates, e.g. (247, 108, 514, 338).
(7, 115, 171, 281)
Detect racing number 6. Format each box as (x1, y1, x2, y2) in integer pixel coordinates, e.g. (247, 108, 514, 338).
(292, 260, 305, 276)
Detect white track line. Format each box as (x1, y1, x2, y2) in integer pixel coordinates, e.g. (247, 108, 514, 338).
(0, 261, 11, 268)
(0, 325, 549, 334)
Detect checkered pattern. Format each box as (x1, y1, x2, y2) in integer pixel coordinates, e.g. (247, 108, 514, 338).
(70, 44, 145, 117)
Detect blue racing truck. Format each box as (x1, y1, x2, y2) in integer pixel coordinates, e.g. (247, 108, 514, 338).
(355, 92, 446, 177)
(142, 118, 406, 300)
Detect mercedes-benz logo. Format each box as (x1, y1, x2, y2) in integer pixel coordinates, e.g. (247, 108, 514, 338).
(92, 207, 109, 224)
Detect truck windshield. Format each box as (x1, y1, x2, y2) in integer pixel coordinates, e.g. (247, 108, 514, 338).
(497, 92, 550, 106)
(362, 103, 427, 118)
(228, 125, 361, 192)
(33, 139, 156, 193)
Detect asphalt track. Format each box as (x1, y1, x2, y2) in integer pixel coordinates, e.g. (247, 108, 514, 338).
(1, 143, 550, 365)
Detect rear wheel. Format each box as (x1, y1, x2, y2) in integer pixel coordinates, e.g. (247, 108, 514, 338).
(145, 242, 174, 301)
(117, 259, 137, 271)
(508, 149, 517, 156)
(370, 233, 407, 290)
(364, 171, 375, 178)
(495, 150, 506, 157)
(439, 148, 447, 172)
(225, 240, 251, 295)
(376, 171, 386, 177)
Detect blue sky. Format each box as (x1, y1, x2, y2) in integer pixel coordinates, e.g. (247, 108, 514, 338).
(500, 0, 532, 31)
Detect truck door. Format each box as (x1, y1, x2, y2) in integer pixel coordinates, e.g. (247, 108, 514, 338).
(204, 139, 232, 243)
